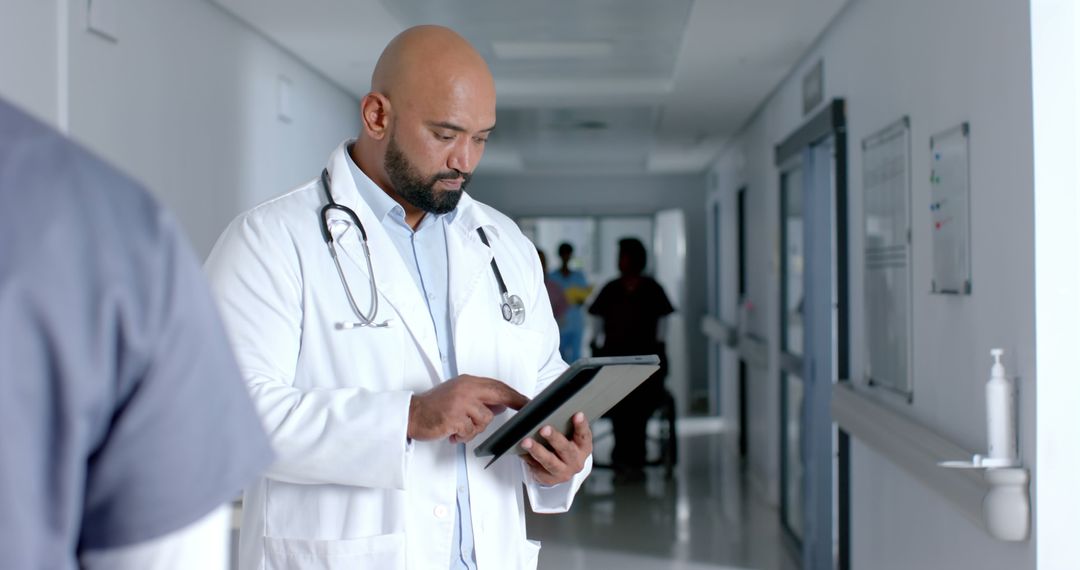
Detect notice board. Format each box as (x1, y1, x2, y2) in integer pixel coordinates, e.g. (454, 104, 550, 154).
(861, 117, 913, 398)
(930, 123, 972, 295)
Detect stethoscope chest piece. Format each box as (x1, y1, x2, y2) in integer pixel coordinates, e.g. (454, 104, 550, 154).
(477, 227, 526, 326)
(501, 293, 526, 325)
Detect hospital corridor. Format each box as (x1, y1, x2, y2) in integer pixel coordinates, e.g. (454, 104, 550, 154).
(2, 1, 1080, 569)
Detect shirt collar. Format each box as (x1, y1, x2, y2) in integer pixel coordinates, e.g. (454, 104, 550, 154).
(343, 143, 459, 228)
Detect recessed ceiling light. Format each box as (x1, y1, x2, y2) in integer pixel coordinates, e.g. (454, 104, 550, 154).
(492, 40, 613, 60)
(576, 120, 608, 130)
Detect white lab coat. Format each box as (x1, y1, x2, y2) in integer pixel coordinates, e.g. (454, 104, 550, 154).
(205, 142, 590, 570)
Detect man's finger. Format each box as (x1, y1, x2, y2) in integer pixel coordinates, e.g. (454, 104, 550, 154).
(522, 437, 563, 474)
(476, 381, 529, 410)
(537, 425, 575, 459)
(466, 403, 494, 432)
(572, 412, 593, 446)
(522, 455, 554, 481)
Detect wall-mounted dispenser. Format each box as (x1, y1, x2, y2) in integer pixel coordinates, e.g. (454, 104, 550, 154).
(984, 349, 1018, 467)
(938, 349, 1029, 541)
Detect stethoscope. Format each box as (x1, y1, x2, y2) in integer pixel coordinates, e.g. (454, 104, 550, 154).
(319, 169, 525, 330)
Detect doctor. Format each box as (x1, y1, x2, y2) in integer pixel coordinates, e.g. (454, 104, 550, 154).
(206, 25, 592, 570)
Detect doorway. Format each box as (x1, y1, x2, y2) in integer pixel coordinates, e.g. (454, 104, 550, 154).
(736, 188, 749, 460)
(774, 99, 849, 570)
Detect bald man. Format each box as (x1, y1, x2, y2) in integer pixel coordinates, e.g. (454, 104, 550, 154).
(206, 26, 592, 570)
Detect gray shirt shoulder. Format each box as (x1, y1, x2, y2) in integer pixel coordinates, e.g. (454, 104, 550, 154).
(0, 98, 273, 567)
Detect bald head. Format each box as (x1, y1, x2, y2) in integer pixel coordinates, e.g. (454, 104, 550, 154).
(352, 25, 497, 227)
(372, 25, 494, 103)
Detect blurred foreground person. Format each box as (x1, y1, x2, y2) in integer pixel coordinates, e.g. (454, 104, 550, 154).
(589, 238, 674, 481)
(0, 97, 273, 569)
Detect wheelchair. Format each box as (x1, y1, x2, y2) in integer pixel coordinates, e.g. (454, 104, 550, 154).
(591, 387, 678, 479)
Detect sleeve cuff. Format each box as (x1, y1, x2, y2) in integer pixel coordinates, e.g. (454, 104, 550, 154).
(523, 454, 593, 513)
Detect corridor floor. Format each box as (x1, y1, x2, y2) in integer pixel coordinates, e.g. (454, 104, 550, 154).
(229, 422, 798, 570)
(526, 421, 799, 570)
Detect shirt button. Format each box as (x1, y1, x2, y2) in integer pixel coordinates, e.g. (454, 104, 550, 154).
(427, 292, 436, 300)
(458, 485, 466, 493)
(434, 505, 448, 519)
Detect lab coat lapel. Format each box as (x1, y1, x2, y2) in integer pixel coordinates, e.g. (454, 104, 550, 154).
(323, 144, 442, 378)
(447, 195, 498, 328)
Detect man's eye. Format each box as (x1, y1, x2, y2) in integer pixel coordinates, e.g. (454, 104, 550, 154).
(436, 133, 455, 141)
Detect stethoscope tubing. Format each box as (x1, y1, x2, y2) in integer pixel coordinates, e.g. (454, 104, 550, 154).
(319, 168, 524, 328)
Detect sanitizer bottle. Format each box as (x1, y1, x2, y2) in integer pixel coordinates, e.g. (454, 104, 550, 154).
(984, 349, 1017, 467)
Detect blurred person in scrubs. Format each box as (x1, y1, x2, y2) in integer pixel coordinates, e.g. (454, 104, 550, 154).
(537, 248, 569, 324)
(0, 97, 273, 569)
(205, 25, 591, 570)
(549, 242, 592, 362)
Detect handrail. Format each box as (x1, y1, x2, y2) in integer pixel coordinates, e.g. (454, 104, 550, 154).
(700, 314, 734, 345)
(699, 315, 769, 369)
(831, 382, 989, 529)
(739, 333, 769, 369)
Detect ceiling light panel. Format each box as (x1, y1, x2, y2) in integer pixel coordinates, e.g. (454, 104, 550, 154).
(380, 0, 693, 80)
(492, 40, 614, 60)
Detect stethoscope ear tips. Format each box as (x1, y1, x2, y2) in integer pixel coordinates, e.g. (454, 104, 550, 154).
(502, 293, 526, 325)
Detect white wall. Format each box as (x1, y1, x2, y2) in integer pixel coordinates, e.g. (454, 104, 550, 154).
(66, 0, 360, 256)
(711, 0, 1036, 567)
(709, 147, 782, 502)
(0, 0, 360, 257)
(0, 0, 62, 126)
(1030, 2, 1080, 568)
(469, 172, 711, 413)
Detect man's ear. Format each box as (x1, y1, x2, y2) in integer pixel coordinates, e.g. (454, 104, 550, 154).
(360, 92, 391, 140)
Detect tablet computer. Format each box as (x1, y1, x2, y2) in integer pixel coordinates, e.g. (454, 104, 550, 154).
(474, 355, 661, 467)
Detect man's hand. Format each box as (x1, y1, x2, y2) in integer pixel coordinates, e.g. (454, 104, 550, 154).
(408, 375, 529, 443)
(521, 412, 592, 485)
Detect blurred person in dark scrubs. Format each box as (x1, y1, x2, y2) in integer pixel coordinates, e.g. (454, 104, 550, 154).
(589, 237, 674, 481)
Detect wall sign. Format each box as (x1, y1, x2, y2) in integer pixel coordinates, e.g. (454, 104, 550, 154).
(862, 117, 914, 398)
(930, 123, 972, 295)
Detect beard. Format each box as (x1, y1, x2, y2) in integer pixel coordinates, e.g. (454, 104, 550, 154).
(384, 134, 469, 215)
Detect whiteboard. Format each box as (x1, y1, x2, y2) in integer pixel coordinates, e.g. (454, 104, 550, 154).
(861, 117, 913, 397)
(930, 123, 972, 295)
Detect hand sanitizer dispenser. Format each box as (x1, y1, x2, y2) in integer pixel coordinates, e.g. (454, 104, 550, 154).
(938, 348, 1029, 541)
(983, 349, 1017, 467)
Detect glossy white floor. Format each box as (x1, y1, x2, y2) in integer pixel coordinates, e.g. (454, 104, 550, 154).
(526, 418, 800, 570)
(229, 419, 799, 570)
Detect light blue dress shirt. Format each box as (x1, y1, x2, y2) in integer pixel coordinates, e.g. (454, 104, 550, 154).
(346, 151, 477, 569)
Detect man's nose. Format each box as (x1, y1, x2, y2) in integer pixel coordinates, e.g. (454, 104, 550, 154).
(447, 140, 478, 174)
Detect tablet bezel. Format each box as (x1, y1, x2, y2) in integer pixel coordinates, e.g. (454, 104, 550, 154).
(474, 355, 660, 460)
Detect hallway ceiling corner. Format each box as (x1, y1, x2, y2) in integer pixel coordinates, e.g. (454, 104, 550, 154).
(211, 0, 850, 174)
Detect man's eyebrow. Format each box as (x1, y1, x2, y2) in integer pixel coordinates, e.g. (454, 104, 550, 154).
(426, 121, 496, 133)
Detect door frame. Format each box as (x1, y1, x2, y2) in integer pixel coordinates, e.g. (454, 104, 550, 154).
(774, 99, 850, 570)
(705, 192, 724, 416)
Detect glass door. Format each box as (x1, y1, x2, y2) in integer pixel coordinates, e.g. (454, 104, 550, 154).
(774, 99, 849, 570)
(779, 161, 806, 545)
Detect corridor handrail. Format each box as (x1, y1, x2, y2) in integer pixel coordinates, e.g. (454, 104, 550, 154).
(700, 315, 768, 369)
(831, 383, 990, 529)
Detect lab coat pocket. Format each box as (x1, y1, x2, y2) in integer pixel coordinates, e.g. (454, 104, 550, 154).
(263, 533, 405, 570)
(495, 323, 543, 394)
(521, 539, 541, 570)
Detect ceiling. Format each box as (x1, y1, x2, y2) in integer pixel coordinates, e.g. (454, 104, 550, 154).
(211, 0, 850, 174)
